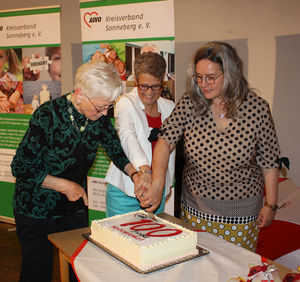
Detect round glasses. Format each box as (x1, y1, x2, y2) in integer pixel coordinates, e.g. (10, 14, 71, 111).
(193, 72, 223, 85)
(137, 84, 163, 91)
(85, 94, 115, 113)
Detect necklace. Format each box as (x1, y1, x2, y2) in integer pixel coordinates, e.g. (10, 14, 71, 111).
(67, 93, 88, 132)
(211, 102, 226, 119)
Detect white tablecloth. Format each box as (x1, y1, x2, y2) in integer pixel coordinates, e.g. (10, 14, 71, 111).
(72, 231, 267, 282)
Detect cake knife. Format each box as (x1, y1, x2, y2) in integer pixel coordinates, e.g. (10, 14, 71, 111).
(147, 212, 156, 221)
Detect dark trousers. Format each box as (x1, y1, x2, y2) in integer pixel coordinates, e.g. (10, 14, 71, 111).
(14, 211, 88, 282)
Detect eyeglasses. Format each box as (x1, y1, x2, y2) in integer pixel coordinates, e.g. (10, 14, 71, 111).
(193, 72, 223, 85)
(137, 84, 163, 91)
(85, 94, 115, 113)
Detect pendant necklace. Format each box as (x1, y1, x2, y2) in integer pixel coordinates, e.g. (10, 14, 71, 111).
(67, 93, 88, 132)
(219, 113, 225, 119)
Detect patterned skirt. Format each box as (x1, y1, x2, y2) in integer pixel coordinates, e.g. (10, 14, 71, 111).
(181, 205, 260, 252)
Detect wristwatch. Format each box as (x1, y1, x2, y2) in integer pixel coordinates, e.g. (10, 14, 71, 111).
(264, 201, 278, 211)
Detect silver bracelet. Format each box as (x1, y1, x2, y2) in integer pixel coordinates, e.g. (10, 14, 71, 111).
(140, 170, 152, 174)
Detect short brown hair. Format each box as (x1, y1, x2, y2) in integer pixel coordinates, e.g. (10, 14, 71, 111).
(134, 52, 166, 82)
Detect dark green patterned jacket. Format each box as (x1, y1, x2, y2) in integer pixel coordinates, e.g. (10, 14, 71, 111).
(11, 94, 129, 219)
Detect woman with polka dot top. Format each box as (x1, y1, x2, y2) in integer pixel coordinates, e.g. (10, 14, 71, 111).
(138, 41, 281, 252)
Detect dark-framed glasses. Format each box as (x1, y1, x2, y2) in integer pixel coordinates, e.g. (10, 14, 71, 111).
(193, 72, 223, 85)
(85, 94, 115, 113)
(137, 84, 163, 91)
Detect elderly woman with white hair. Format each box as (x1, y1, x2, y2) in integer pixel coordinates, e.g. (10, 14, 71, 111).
(11, 62, 145, 282)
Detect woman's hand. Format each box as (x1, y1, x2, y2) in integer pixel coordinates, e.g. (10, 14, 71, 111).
(257, 205, 276, 228)
(41, 175, 88, 206)
(132, 171, 152, 201)
(126, 164, 152, 201)
(258, 168, 279, 228)
(138, 138, 173, 212)
(60, 179, 88, 206)
(137, 165, 152, 189)
(136, 179, 164, 212)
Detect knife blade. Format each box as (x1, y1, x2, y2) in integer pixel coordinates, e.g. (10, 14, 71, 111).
(147, 212, 156, 221)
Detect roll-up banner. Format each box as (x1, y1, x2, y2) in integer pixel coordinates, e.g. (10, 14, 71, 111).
(80, 0, 175, 220)
(0, 6, 61, 223)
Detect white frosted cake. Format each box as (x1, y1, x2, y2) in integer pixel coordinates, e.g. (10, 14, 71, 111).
(90, 210, 198, 271)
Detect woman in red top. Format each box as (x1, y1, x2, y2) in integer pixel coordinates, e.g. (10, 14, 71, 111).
(105, 52, 175, 216)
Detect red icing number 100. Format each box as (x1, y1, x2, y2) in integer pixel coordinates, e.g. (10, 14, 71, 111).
(120, 219, 182, 237)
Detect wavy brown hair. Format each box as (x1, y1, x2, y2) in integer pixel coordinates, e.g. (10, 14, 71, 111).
(187, 41, 256, 118)
(5, 49, 21, 75)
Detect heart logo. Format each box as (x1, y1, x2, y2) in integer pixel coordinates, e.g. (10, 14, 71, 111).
(84, 12, 98, 28)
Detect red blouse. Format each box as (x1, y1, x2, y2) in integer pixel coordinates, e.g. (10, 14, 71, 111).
(146, 113, 162, 158)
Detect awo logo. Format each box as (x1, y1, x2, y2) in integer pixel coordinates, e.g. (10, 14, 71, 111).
(84, 11, 102, 28)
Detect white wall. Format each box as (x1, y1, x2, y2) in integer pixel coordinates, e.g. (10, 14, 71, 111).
(174, 0, 300, 106)
(174, 0, 300, 185)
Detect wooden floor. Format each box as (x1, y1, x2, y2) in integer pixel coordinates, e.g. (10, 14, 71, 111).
(0, 221, 60, 281)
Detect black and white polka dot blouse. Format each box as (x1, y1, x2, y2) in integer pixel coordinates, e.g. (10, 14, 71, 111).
(159, 92, 281, 219)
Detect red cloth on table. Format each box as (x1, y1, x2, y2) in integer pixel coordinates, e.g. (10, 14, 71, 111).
(256, 219, 300, 260)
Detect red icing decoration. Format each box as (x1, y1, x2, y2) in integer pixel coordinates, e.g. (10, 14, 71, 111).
(121, 219, 153, 227)
(120, 218, 183, 237)
(130, 223, 166, 231)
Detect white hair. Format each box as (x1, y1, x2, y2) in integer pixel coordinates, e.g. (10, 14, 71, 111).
(74, 62, 122, 101)
(140, 43, 160, 54)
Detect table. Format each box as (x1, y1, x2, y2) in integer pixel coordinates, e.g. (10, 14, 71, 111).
(48, 213, 292, 282)
(48, 226, 89, 282)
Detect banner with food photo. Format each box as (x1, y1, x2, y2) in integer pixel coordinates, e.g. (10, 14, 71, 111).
(80, 0, 175, 220)
(0, 6, 61, 222)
